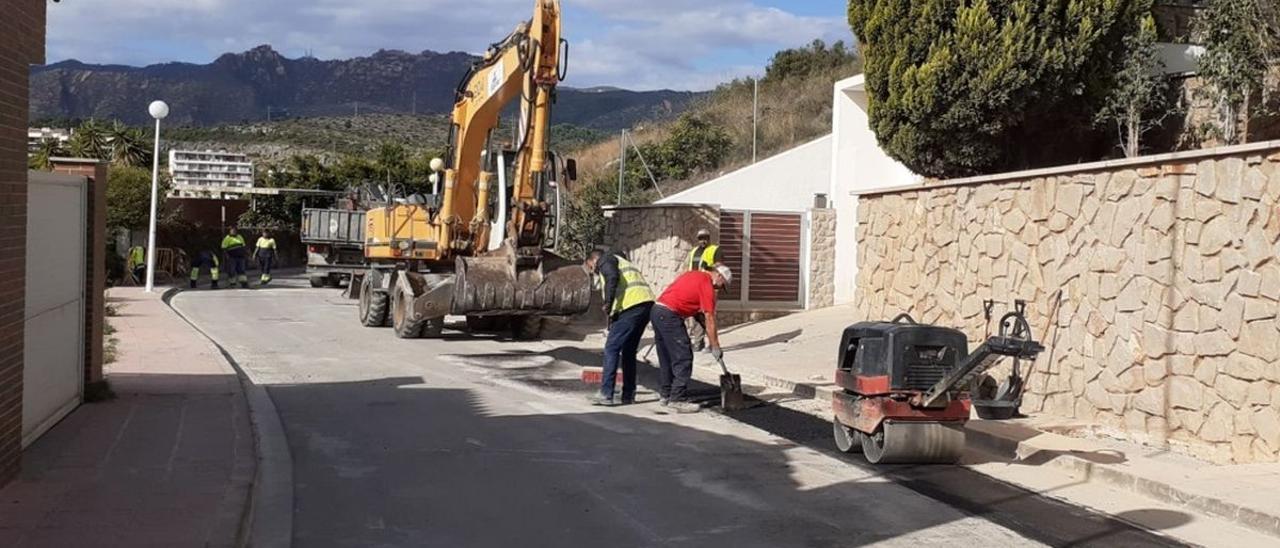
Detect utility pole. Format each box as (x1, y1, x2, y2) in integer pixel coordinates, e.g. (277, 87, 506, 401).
(752, 77, 759, 163)
(354, 102, 360, 117)
(412, 91, 417, 116)
(267, 105, 272, 123)
(617, 129, 626, 206)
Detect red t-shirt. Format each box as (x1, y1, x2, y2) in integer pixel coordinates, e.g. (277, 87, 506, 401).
(657, 271, 717, 318)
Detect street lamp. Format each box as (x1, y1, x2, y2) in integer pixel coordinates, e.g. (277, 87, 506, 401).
(144, 100, 168, 292)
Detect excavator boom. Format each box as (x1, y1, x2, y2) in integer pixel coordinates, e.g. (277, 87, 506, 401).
(357, 0, 590, 339)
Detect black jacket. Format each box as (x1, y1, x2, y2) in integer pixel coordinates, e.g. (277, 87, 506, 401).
(598, 254, 622, 318)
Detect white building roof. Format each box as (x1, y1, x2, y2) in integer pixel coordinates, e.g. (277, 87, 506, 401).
(656, 134, 833, 212)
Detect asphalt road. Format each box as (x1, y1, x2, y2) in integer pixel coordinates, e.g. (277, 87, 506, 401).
(172, 277, 1185, 548)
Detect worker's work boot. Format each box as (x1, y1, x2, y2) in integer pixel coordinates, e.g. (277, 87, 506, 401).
(587, 393, 616, 407)
(669, 401, 700, 414)
(210, 282, 219, 290)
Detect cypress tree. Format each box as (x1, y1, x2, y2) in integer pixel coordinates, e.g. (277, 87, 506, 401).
(849, 0, 1150, 177)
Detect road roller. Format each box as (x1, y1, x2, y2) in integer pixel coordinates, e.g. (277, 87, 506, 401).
(832, 311, 1044, 464)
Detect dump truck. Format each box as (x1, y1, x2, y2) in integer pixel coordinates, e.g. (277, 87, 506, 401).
(301, 207, 367, 288)
(355, 0, 591, 339)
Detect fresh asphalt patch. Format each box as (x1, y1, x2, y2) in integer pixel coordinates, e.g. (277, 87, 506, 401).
(463, 345, 1187, 548)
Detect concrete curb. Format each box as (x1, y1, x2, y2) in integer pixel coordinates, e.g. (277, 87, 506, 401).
(687, 360, 1280, 540)
(961, 425, 1280, 539)
(166, 289, 295, 548)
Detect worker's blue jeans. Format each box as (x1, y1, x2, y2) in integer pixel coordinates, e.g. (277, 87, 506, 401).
(650, 304, 693, 402)
(602, 302, 652, 402)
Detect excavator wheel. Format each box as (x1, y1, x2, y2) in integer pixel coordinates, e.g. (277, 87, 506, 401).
(510, 316, 544, 340)
(392, 284, 427, 339)
(359, 274, 389, 328)
(861, 421, 965, 465)
(833, 416, 862, 454)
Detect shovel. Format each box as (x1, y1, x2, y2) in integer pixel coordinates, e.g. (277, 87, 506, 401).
(715, 356, 746, 411)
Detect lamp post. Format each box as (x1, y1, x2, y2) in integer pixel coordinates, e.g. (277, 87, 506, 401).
(144, 100, 168, 292)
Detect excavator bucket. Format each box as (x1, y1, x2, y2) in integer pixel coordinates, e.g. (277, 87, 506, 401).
(452, 245, 593, 317)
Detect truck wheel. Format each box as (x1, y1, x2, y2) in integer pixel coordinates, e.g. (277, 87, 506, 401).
(359, 275, 389, 328)
(392, 284, 426, 339)
(324, 274, 342, 288)
(510, 316, 544, 340)
(310, 276, 327, 288)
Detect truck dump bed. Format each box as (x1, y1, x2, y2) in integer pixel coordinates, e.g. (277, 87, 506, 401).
(301, 208, 365, 245)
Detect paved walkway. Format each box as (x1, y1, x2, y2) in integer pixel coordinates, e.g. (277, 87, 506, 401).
(0, 288, 254, 548)
(670, 304, 1280, 542)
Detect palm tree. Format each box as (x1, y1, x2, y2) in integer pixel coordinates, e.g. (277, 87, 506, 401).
(68, 119, 109, 160)
(107, 121, 150, 167)
(27, 139, 65, 170)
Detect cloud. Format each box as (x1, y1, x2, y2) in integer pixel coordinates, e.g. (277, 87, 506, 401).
(45, 0, 850, 90)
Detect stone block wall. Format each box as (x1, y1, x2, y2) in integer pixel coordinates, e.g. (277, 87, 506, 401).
(604, 204, 720, 296)
(855, 144, 1280, 464)
(808, 208, 836, 309)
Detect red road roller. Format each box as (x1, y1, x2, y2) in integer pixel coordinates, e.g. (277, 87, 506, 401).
(832, 311, 1044, 464)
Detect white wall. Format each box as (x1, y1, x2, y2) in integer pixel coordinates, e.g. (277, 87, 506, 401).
(24, 171, 86, 447)
(657, 135, 832, 212)
(829, 75, 923, 305)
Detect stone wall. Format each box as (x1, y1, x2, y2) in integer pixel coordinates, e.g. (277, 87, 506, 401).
(855, 144, 1280, 464)
(603, 204, 720, 297)
(808, 208, 836, 309)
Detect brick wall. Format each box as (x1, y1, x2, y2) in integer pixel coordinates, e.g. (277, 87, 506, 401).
(856, 142, 1280, 463)
(50, 158, 108, 387)
(0, 0, 47, 487)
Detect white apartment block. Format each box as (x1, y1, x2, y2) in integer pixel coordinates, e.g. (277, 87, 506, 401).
(27, 127, 73, 152)
(168, 149, 255, 198)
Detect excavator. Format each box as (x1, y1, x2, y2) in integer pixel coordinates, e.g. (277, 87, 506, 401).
(355, 0, 592, 339)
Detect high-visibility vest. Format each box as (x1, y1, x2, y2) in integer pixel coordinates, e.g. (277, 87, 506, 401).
(222, 234, 246, 251)
(128, 246, 145, 268)
(601, 256, 655, 315)
(688, 245, 719, 271)
(256, 237, 277, 250)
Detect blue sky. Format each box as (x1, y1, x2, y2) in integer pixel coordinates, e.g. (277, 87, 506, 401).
(45, 0, 852, 91)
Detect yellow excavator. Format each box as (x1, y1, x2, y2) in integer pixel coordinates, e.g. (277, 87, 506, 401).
(355, 0, 591, 339)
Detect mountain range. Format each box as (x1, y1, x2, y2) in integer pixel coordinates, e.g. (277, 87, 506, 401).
(29, 45, 703, 131)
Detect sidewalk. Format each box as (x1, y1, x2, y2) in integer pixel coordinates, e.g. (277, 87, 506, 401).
(0, 288, 254, 548)
(681, 305, 1280, 542)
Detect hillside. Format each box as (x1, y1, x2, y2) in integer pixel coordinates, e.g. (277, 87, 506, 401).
(571, 40, 860, 200)
(163, 114, 605, 162)
(556, 40, 862, 258)
(29, 45, 703, 131)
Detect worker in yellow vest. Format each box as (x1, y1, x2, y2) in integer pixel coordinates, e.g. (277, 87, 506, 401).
(127, 245, 146, 285)
(189, 249, 220, 289)
(254, 230, 278, 286)
(685, 228, 722, 351)
(686, 229, 722, 272)
(584, 249, 655, 406)
(221, 227, 250, 289)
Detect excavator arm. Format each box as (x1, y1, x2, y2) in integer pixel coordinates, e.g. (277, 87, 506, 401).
(441, 0, 562, 255)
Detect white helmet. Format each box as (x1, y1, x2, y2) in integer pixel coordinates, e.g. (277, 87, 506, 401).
(714, 265, 733, 287)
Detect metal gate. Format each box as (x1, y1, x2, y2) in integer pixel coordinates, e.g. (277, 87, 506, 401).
(720, 211, 804, 308)
(23, 172, 86, 447)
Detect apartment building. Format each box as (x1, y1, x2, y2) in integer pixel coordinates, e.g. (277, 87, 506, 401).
(168, 149, 255, 198)
(27, 127, 72, 152)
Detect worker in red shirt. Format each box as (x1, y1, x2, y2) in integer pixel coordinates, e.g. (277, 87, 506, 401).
(650, 264, 733, 413)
